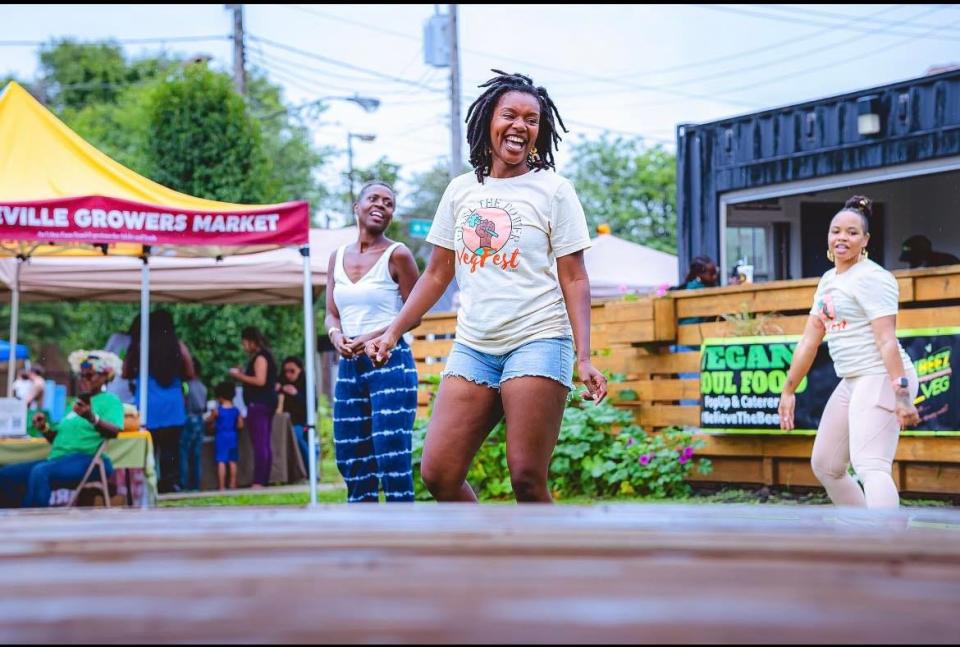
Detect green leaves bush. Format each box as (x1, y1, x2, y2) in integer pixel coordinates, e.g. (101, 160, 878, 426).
(411, 380, 711, 501)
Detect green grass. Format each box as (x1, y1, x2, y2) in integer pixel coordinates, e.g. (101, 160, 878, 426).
(159, 489, 347, 507)
(317, 455, 341, 485)
(158, 481, 957, 509)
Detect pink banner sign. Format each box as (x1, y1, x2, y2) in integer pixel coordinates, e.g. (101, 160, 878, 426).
(0, 196, 310, 246)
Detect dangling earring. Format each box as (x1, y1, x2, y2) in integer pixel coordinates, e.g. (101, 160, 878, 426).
(861, 247, 869, 259)
(827, 249, 835, 263)
(527, 146, 540, 165)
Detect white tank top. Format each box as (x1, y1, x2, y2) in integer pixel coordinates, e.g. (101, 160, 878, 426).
(333, 242, 404, 337)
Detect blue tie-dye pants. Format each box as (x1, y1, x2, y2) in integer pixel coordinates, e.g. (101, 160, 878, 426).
(333, 338, 418, 502)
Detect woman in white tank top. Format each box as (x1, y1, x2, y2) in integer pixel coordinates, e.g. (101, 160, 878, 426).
(324, 181, 421, 503)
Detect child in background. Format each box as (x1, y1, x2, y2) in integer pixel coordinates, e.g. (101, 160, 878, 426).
(208, 381, 242, 490)
(179, 358, 207, 492)
(12, 371, 34, 403)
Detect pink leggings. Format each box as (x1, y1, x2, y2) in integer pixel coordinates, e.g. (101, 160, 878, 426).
(811, 370, 918, 509)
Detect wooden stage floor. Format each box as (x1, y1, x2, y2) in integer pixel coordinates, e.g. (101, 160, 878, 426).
(1, 503, 959, 643)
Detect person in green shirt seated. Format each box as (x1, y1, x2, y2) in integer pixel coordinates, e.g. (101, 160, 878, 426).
(0, 350, 124, 508)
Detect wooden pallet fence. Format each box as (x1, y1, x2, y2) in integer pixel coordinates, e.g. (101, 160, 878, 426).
(407, 266, 960, 495)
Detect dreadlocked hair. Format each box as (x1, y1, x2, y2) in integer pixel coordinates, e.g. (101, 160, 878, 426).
(465, 69, 568, 184)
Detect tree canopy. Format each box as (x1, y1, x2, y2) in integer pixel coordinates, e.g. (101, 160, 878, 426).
(564, 134, 677, 254)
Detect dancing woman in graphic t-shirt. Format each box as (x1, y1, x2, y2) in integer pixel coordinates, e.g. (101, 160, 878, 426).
(778, 195, 920, 508)
(326, 181, 422, 502)
(365, 70, 608, 503)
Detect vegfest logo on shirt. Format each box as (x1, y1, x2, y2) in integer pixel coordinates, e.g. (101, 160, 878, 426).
(453, 198, 522, 273)
(814, 292, 846, 333)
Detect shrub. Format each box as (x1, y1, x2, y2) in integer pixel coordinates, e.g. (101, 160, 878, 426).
(411, 381, 711, 501)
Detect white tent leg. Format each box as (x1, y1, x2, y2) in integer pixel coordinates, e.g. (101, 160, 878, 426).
(6, 257, 22, 397)
(138, 254, 150, 435)
(138, 252, 152, 508)
(301, 246, 318, 507)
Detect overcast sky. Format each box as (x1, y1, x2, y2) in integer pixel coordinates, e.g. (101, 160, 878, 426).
(3, 3, 959, 205)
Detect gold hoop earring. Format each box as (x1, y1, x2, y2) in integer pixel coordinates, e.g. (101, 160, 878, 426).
(827, 249, 835, 263)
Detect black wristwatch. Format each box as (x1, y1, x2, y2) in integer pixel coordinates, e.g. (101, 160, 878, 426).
(893, 376, 909, 390)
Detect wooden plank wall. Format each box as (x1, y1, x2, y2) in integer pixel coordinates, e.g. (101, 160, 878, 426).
(409, 266, 960, 496)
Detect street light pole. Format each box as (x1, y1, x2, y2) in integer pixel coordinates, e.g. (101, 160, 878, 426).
(347, 132, 355, 208)
(347, 132, 377, 210)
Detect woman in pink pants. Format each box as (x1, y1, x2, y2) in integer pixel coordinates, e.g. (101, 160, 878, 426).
(778, 195, 920, 508)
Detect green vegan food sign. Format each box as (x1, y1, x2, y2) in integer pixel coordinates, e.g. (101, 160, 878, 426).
(699, 328, 959, 436)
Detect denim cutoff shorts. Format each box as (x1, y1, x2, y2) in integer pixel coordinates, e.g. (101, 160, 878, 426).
(442, 336, 575, 391)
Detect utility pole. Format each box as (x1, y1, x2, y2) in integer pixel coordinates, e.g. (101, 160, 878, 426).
(347, 132, 355, 210)
(448, 4, 462, 180)
(227, 4, 246, 96)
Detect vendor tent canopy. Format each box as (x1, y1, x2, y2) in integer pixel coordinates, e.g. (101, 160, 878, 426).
(584, 233, 679, 299)
(0, 227, 358, 305)
(0, 81, 324, 504)
(0, 340, 29, 361)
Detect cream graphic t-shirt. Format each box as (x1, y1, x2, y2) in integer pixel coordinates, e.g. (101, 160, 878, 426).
(810, 258, 911, 377)
(426, 170, 591, 355)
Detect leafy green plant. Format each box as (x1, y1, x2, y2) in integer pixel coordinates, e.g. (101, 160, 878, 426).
(410, 376, 711, 501)
(720, 302, 784, 337)
(549, 396, 711, 499)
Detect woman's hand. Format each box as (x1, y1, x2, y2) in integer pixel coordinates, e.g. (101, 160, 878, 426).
(344, 331, 379, 356)
(228, 366, 243, 379)
(577, 360, 608, 404)
(32, 411, 48, 433)
(72, 397, 94, 422)
(895, 394, 921, 430)
(281, 384, 298, 396)
(330, 330, 357, 359)
(778, 392, 796, 431)
(365, 331, 399, 368)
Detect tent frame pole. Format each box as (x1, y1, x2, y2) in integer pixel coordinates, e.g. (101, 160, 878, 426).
(6, 256, 22, 397)
(301, 246, 319, 507)
(138, 250, 150, 434)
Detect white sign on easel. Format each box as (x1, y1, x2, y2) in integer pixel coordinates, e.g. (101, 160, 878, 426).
(0, 397, 28, 437)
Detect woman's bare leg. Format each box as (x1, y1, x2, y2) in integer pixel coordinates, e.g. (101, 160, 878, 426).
(420, 376, 504, 502)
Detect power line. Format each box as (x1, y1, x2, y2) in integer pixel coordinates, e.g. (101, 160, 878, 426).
(274, 3, 753, 110)
(248, 34, 445, 93)
(754, 3, 960, 30)
(252, 47, 414, 90)
(563, 119, 674, 145)
(615, 4, 947, 105)
(715, 11, 960, 97)
(0, 35, 230, 47)
(279, 4, 419, 43)
(694, 3, 960, 41)
(553, 3, 905, 89)
(250, 51, 441, 100)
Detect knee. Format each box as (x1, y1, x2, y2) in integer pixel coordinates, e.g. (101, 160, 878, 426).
(420, 458, 459, 498)
(28, 461, 52, 480)
(509, 465, 548, 502)
(810, 454, 846, 481)
(25, 463, 52, 489)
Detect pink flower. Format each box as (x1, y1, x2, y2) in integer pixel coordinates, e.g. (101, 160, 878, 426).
(626, 436, 636, 446)
(678, 454, 690, 465)
(638, 454, 651, 466)
(655, 282, 671, 297)
(618, 284, 629, 294)
(681, 446, 695, 460)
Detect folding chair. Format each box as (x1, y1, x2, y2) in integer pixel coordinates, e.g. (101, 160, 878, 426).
(68, 440, 111, 508)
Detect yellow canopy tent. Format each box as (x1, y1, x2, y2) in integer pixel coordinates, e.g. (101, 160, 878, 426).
(0, 81, 323, 503)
